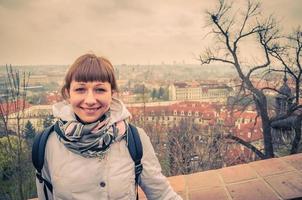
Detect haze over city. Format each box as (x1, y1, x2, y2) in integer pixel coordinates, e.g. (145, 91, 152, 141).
(0, 0, 301, 66)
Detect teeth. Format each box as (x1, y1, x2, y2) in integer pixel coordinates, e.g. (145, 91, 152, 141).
(83, 108, 99, 111)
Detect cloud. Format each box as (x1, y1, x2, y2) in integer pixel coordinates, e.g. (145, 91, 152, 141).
(0, 0, 301, 65)
(0, 0, 30, 9)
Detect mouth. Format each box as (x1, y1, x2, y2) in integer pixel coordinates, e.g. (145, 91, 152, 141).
(80, 107, 101, 114)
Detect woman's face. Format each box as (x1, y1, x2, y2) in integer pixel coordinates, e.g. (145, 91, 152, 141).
(67, 81, 112, 123)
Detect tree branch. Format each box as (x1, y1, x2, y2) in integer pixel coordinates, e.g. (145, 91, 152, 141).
(199, 55, 235, 65)
(225, 134, 266, 159)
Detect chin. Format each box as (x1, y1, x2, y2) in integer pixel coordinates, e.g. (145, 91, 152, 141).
(75, 109, 107, 123)
(79, 113, 105, 123)
(82, 116, 100, 123)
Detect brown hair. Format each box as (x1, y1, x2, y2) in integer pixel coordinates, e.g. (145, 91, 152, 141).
(61, 54, 118, 99)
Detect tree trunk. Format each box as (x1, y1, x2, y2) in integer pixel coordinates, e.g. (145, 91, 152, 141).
(291, 115, 302, 154)
(16, 117, 24, 200)
(254, 94, 274, 158)
(262, 119, 274, 158)
(295, 78, 300, 104)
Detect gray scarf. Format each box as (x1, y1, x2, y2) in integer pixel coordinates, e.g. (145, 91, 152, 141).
(56, 111, 119, 159)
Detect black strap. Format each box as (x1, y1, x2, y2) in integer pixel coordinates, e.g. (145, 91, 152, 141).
(36, 171, 52, 200)
(36, 172, 53, 191)
(43, 184, 49, 200)
(32, 124, 55, 199)
(32, 125, 54, 171)
(127, 123, 143, 200)
(127, 124, 143, 182)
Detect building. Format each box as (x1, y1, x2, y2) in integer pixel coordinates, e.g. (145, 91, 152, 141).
(168, 82, 233, 102)
(127, 100, 264, 167)
(1, 100, 52, 133)
(128, 101, 218, 128)
(28, 75, 49, 85)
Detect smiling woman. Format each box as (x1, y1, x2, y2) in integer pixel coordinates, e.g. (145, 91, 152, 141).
(61, 55, 116, 123)
(68, 81, 112, 123)
(34, 53, 182, 200)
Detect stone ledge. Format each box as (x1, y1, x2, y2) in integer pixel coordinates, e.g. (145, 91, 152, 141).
(139, 153, 302, 200)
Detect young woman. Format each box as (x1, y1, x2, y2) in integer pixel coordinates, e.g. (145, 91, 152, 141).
(36, 54, 182, 200)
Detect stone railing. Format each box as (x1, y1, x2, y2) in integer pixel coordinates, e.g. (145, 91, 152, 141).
(139, 153, 302, 200)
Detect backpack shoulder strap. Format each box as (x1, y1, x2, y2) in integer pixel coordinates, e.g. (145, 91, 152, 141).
(32, 124, 54, 173)
(32, 124, 55, 199)
(127, 123, 143, 183)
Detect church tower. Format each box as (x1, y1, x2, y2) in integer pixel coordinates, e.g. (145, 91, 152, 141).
(275, 72, 293, 115)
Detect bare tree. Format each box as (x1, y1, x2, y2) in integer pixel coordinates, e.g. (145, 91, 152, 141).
(268, 27, 302, 154)
(200, 0, 302, 158)
(0, 65, 34, 200)
(130, 110, 233, 174)
(167, 119, 197, 175)
(166, 119, 228, 176)
(197, 124, 229, 170)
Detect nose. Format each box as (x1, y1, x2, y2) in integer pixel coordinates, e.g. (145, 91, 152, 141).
(84, 90, 97, 106)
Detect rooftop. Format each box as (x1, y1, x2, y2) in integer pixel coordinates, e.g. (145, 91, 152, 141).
(139, 153, 302, 200)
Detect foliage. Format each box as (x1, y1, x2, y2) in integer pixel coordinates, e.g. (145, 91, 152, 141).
(0, 136, 36, 200)
(151, 89, 158, 100)
(24, 120, 36, 146)
(158, 87, 169, 100)
(150, 87, 169, 101)
(27, 94, 43, 105)
(133, 84, 150, 94)
(0, 65, 36, 200)
(43, 115, 54, 129)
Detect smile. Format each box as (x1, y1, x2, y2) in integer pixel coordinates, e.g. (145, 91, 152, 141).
(80, 107, 101, 113)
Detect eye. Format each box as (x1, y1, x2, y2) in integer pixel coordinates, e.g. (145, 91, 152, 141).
(74, 88, 86, 93)
(95, 88, 106, 93)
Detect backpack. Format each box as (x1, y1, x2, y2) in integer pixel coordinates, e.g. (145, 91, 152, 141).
(32, 122, 143, 200)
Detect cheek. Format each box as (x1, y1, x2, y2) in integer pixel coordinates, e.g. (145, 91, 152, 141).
(97, 95, 112, 106)
(68, 94, 83, 106)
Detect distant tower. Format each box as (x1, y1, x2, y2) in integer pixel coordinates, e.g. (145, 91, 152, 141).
(168, 84, 176, 100)
(115, 67, 120, 80)
(275, 71, 293, 115)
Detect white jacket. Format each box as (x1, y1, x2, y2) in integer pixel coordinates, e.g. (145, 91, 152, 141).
(36, 98, 182, 200)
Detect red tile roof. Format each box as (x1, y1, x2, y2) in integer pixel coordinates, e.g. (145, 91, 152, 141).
(0, 99, 31, 116)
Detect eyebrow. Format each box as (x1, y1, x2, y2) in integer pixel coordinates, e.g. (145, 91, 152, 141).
(75, 83, 85, 86)
(75, 82, 106, 86)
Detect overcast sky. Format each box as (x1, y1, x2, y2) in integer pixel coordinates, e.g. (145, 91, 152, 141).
(0, 0, 301, 66)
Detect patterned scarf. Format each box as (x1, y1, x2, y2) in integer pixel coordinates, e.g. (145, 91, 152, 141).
(55, 111, 121, 159)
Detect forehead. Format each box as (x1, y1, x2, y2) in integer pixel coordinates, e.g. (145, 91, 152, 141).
(69, 59, 114, 84)
(70, 81, 111, 87)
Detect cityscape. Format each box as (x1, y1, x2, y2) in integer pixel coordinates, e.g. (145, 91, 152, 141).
(1, 60, 301, 199)
(0, 62, 296, 164)
(1, 0, 302, 199)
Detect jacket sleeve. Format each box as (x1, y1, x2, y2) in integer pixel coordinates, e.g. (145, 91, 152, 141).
(138, 128, 183, 200)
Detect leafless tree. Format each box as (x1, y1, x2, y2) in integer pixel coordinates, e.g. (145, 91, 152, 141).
(166, 119, 228, 176)
(268, 26, 302, 154)
(0, 65, 34, 200)
(200, 0, 302, 158)
(130, 112, 235, 174)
